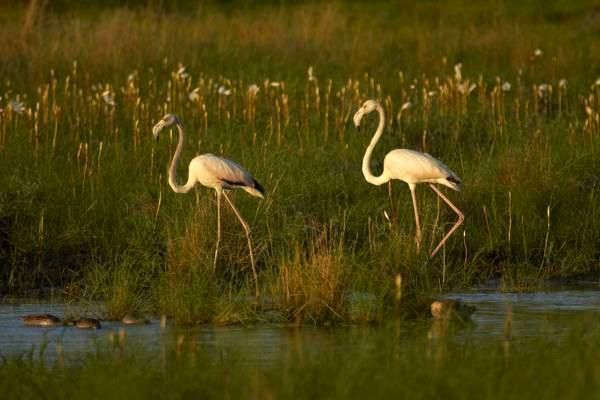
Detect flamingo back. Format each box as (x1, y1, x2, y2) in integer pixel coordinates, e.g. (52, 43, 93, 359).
(383, 149, 462, 190)
(190, 154, 265, 197)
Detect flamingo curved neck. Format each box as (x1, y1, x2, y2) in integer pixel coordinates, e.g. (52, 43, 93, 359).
(168, 123, 196, 194)
(362, 103, 390, 186)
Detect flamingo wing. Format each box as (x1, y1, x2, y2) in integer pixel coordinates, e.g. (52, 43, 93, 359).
(192, 154, 264, 197)
(384, 149, 461, 189)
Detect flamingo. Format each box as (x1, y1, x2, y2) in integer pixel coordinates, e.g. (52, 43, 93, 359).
(353, 100, 464, 256)
(152, 114, 264, 297)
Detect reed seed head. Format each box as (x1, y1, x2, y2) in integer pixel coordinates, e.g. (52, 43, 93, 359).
(558, 79, 567, 89)
(454, 63, 462, 82)
(218, 86, 231, 96)
(8, 99, 25, 114)
(102, 90, 115, 106)
(247, 84, 260, 95)
(188, 88, 200, 102)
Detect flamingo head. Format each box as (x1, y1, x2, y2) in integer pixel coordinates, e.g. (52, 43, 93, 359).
(353, 99, 379, 130)
(152, 114, 181, 141)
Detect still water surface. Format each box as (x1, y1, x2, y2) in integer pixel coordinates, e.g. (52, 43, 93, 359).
(1, 289, 598, 363)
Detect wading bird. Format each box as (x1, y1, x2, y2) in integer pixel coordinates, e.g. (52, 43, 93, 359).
(353, 100, 464, 256)
(152, 114, 264, 297)
(22, 314, 61, 327)
(66, 317, 102, 329)
(430, 299, 476, 321)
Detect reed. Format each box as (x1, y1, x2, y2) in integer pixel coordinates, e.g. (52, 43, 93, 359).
(267, 220, 349, 323)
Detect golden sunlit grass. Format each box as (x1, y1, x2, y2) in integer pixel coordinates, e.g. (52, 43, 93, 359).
(269, 221, 349, 323)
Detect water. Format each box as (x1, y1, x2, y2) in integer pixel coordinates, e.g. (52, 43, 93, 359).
(444, 289, 600, 338)
(1, 289, 599, 363)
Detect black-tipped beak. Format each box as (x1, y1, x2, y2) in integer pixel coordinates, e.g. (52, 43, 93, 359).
(356, 124, 361, 132)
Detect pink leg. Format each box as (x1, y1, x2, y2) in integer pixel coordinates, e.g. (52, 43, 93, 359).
(213, 190, 222, 271)
(408, 184, 422, 253)
(428, 184, 464, 257)
(222, 192, 259, 298)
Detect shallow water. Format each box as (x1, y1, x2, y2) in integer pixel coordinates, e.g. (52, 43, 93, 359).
(444, 289, 600, 338)
(1, 289, 598, 363)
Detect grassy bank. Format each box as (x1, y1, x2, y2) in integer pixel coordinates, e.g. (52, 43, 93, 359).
(0, 1, 599, 324)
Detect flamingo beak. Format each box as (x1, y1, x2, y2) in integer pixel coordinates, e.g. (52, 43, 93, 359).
(353, 110, 363, 131)
(152, 121, 164, 142)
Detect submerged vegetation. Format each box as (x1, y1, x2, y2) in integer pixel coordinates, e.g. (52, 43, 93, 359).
(0, 0, 599, 323)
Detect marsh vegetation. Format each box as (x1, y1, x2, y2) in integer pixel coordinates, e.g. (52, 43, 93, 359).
(0, 0, 599, 324)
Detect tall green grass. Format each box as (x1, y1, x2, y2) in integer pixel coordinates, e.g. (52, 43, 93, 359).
(0, 1, 599, 323)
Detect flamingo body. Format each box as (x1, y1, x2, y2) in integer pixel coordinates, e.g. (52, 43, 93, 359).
(187, 154, 264, 198)
(383, 149, 461, 190)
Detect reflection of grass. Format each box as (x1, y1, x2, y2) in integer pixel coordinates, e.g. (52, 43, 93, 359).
(0, 1, 599, 324)
(1, 313, 598, 399)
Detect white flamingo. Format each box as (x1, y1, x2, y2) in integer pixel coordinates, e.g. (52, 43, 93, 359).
(152, 114, 264, 297)
(353, 100, 464, 256)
